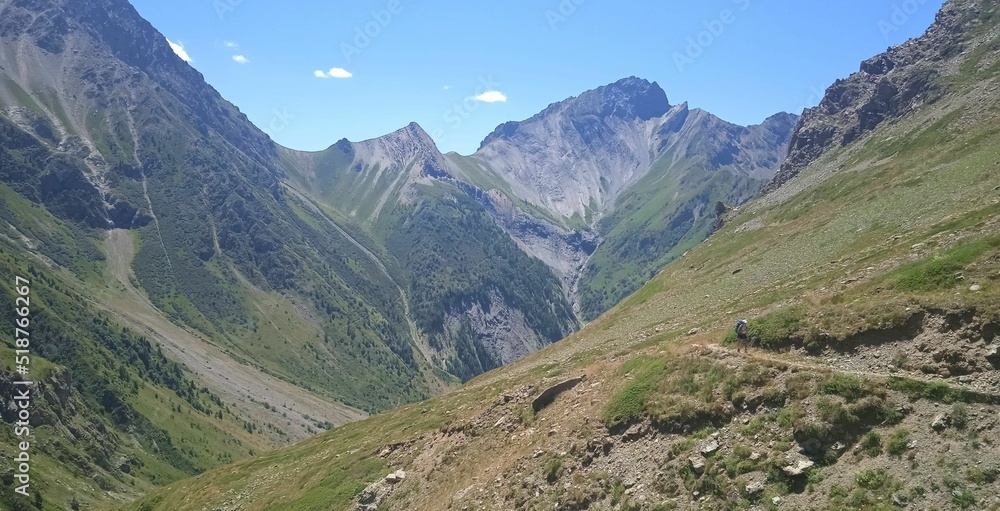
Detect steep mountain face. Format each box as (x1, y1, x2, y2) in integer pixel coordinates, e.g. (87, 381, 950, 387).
(0, 0, 440, 504)
(281, 124, 578, 381)
(767, 0, 981, 191)
(475, 77, 672, 222)
(0, 0, 435, 413)
(574, 107, 797, 318)
(129, 0, 1000, 509)
(465, 79, 796, 318)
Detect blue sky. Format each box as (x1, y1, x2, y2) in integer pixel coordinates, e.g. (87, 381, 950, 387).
(129, 0, 943, 155)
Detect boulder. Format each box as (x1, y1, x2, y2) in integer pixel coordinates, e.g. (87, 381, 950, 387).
(355, 481, 393, 511)
(932, 413, 949, 432)
(987, 347, 1000, 367)
(782, 455, 814, 476)
(689, 456, 705, 475)
(623, 422, 648, 441)
(745, 477, 766, 495)
(699, 440, 720, 455)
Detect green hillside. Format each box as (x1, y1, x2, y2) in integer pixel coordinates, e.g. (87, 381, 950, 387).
(386, 189, 576, 381)
(0, 172, 264, 508)
(577, 153, 761, 320)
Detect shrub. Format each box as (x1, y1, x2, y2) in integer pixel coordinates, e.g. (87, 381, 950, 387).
(952, 488, 976, 509)
(850, 396, 903, 425)
(966, 465, 999, 485)
(777, 405, 805, 428)
(817, 396, 860, 429)
(545, 457, 563, 483)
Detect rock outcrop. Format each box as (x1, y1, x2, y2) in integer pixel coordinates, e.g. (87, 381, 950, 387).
(767, 0, 983, 192)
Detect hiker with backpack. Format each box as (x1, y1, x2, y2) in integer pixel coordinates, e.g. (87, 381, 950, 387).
(735, 319, 750, 353)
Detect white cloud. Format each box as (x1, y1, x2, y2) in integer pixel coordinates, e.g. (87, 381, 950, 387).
(474, 90, 507, 103)
(327, 67, 353, 79)
(314, 67, 353, 79)
(232, 55, 249, 64)
(224, 41, 239, 48)
(166, 38, 192, 62)
(443, 85, 452, 90)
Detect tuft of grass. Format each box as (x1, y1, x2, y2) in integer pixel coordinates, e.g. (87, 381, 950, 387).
(952, 488, 977, 510)
(603, 356, 666, 425)
(952, 403, 969, 429)
(855, 469, 895, 492)
(818, 373, 868, 402)
(886, 428, 911, 457)
(893, 235, 1000, 292)
(889, 377, 986, 404)
(860, 431, 883, 457)
(544, 457, 563, 483)
(966, 465, 999, 485)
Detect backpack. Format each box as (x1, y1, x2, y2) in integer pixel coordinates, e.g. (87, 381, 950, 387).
(735, 320, 747, 334)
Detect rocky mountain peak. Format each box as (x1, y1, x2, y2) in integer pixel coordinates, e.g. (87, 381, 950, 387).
(760, 111, 800, 131)
(577, 76, 671, 121)
(349, 121, 452, 187)
(477, 77, 670, 151)
(354, 122, 439, 160)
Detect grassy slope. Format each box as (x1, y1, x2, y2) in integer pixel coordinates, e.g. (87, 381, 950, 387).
(0, 186, 265, 510)
(577, 151, 765, 320)
(125, 19, 1000, 509)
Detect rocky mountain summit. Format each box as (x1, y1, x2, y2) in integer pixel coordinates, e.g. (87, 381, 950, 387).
(473, 78, 795, 224)
(473, 77, 667, 220)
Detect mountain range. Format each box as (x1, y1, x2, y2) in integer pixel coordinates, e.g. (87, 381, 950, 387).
(2, 0, 998, 508)
(0, 0, 796, 505)
(128, 0, 1000, 508)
